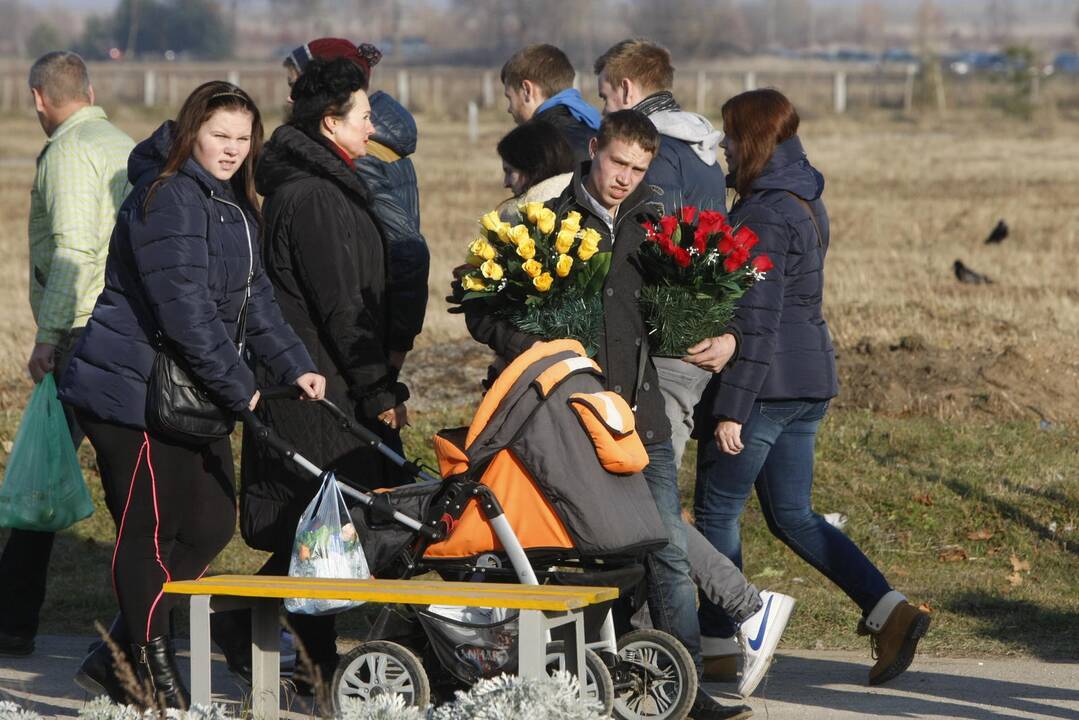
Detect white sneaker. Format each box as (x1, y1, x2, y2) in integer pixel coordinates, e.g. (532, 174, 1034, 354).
(737, 591, 795, 697)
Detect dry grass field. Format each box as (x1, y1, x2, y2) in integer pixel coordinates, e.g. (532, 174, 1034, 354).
(0, 103, 1077, 657)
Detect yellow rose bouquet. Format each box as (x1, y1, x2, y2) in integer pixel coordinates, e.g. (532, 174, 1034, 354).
(457, 204, 611, 355)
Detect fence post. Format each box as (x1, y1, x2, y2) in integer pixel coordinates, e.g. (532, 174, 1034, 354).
(573, 72, 581, 91)
(468, 101, 479, 144)
(397, 70, 410, 108)
(744, 71, 757, 92)
(903, 63, 917, 113)
(482, 70, 495, 108)
(695, 70, 707, 113)
(227, 70, 240, 87)
(833, 70, 847, 114)
(143, 69, 157, 107)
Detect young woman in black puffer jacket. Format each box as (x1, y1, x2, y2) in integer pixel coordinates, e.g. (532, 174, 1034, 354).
(59, 82, 323, 708)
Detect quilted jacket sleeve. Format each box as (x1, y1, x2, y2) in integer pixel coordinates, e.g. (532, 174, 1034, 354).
(357, 157, 430, 353)
(709, 203, 789, 424)
(129, 185, 256, 411)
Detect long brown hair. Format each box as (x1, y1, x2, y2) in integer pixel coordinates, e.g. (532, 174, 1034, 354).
(145, 81, 263, 222)
(721, 89, 799, 199)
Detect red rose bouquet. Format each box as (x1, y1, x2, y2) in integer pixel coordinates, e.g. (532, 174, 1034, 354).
(638, 206, 774, 356)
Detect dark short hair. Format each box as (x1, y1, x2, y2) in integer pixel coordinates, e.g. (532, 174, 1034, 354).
(28, 51, 91, 105)
(288, 57, 367, 138)
(596, 110, 660, 156)
(593, 39, 674, 94)
(497, 121, 576, 192)
(500, 44, 575, 98)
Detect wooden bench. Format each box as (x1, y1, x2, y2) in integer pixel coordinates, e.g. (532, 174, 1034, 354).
(163, 574, 618, 719)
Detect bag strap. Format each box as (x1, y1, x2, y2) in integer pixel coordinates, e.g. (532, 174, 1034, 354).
(784, 191, 823, 248)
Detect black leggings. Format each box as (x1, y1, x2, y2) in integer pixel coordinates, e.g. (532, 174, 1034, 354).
(78, 412, 236, 642)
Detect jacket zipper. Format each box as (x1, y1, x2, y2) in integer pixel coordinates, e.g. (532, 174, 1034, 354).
(210, 190, 253, 354)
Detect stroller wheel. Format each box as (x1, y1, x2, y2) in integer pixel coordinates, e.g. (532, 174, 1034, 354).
(332, 640, 431, 713)
(545, 640, 615, 716)
(613, 629, 697, 720)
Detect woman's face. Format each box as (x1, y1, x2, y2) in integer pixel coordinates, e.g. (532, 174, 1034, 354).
(720, 130, 737, 173)
(193, 108, 253, 181)
(502, 161, 528, 196)
(324, 89, 374, 160)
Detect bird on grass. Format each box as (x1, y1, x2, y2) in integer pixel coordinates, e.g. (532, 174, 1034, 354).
(984, 219, 1008, 244)
(954, 260, 992, 284)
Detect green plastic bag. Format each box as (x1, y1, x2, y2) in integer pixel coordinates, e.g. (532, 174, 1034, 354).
(0, 374, 93, 531)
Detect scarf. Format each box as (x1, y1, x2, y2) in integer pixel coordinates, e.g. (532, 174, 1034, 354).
(633, 91, 680, 117)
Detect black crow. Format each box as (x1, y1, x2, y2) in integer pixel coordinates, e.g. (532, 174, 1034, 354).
(984, 219, 1008, 244)
(954, 259, 992, 284)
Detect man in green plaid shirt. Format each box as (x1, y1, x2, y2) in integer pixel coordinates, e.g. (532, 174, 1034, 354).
(0, 51, 133, 657)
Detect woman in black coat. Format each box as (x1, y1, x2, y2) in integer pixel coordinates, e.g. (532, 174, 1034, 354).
(235, 57, 410, 685)
(58, 82, 323, 708)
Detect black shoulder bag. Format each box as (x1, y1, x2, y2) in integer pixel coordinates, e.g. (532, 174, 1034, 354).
(145, 287, 250, 444)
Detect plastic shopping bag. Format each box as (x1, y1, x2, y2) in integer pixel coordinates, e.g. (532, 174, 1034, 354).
(0, 375, 93, 531)
(285, 471, 370, 615)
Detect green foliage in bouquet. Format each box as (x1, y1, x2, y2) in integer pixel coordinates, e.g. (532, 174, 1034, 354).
(456, 203, 612, 355)
(639, 207, 775, 356)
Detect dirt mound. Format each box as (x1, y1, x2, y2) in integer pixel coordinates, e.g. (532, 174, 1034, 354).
(400, 335, 1079, 424)
(835, 335, 1079, 423)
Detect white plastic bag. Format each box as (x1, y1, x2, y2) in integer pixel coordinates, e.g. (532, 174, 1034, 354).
(284, 472, 370, 615)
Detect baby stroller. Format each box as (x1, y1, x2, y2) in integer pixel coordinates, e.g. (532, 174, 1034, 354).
(247, 340, 698, 720)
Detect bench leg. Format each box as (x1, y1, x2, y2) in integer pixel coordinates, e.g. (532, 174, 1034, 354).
(189, 595, 212, 707)
(250, 598, 280, 720)
(518, 610, 585, 699)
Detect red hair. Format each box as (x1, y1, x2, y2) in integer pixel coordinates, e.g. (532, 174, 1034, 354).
(721, 89, 799, 198)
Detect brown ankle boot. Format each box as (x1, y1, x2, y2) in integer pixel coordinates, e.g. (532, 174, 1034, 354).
(862, 600, 931, 686)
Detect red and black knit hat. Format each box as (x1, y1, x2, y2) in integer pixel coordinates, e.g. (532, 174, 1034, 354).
(286, 38, 383, 81)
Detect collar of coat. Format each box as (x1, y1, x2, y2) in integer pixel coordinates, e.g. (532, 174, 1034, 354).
(257, 124, 370, 203)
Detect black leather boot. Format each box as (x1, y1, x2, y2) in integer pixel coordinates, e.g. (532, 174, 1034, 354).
(74, 613, 134, 703)
(132, 636, 190, 710)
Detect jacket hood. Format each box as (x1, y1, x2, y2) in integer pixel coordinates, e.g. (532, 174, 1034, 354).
(370, 91, 416, 156)
(648, 110, 723, 166)
(748, 135, 824, 201)
(128, 121, 173, 186)
(256, 124, 369, 202)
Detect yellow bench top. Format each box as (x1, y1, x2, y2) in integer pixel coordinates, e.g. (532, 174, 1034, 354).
(163, 574, 618, 612)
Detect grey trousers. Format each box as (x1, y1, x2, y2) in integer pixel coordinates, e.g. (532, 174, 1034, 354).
(636, 357, 761, 630)
(654, 357, 713, 472)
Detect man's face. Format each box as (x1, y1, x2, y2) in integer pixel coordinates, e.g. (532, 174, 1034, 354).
(586, 136, 653, 212)
(504, 81, 541, 124)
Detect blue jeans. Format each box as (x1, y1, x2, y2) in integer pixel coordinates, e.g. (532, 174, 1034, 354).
(643, 440, 702, 671)
(694, 400, 892, 638)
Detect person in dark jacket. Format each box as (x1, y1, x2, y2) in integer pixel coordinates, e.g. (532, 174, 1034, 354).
(285, 38, 429, 367)
(501, 43, 601, 163)
(58, 81, 323, 709)
(693, 89, 931, 688)
(234, 57, 409, 690)
(593, 37, 742, 679)
(460, 111, 752, 720)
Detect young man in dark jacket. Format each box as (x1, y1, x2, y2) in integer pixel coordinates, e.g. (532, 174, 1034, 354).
(501, 44, 601, 163)
(286, 38, 430, 369)
(463, 111, 752, 720)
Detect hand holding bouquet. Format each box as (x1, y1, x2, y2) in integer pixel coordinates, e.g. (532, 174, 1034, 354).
(639, 206, 773, 357)
(456, 203, 611, 355)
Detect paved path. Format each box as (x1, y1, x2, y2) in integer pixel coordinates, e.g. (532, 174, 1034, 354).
(1, 636, 1077, 719)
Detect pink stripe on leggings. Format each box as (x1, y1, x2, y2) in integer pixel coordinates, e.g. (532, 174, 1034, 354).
(111, 438, 147, 600)
(143, 433, 172, 642)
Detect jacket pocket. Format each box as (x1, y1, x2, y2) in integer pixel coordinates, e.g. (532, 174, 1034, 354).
(568, 391, 649, 475)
